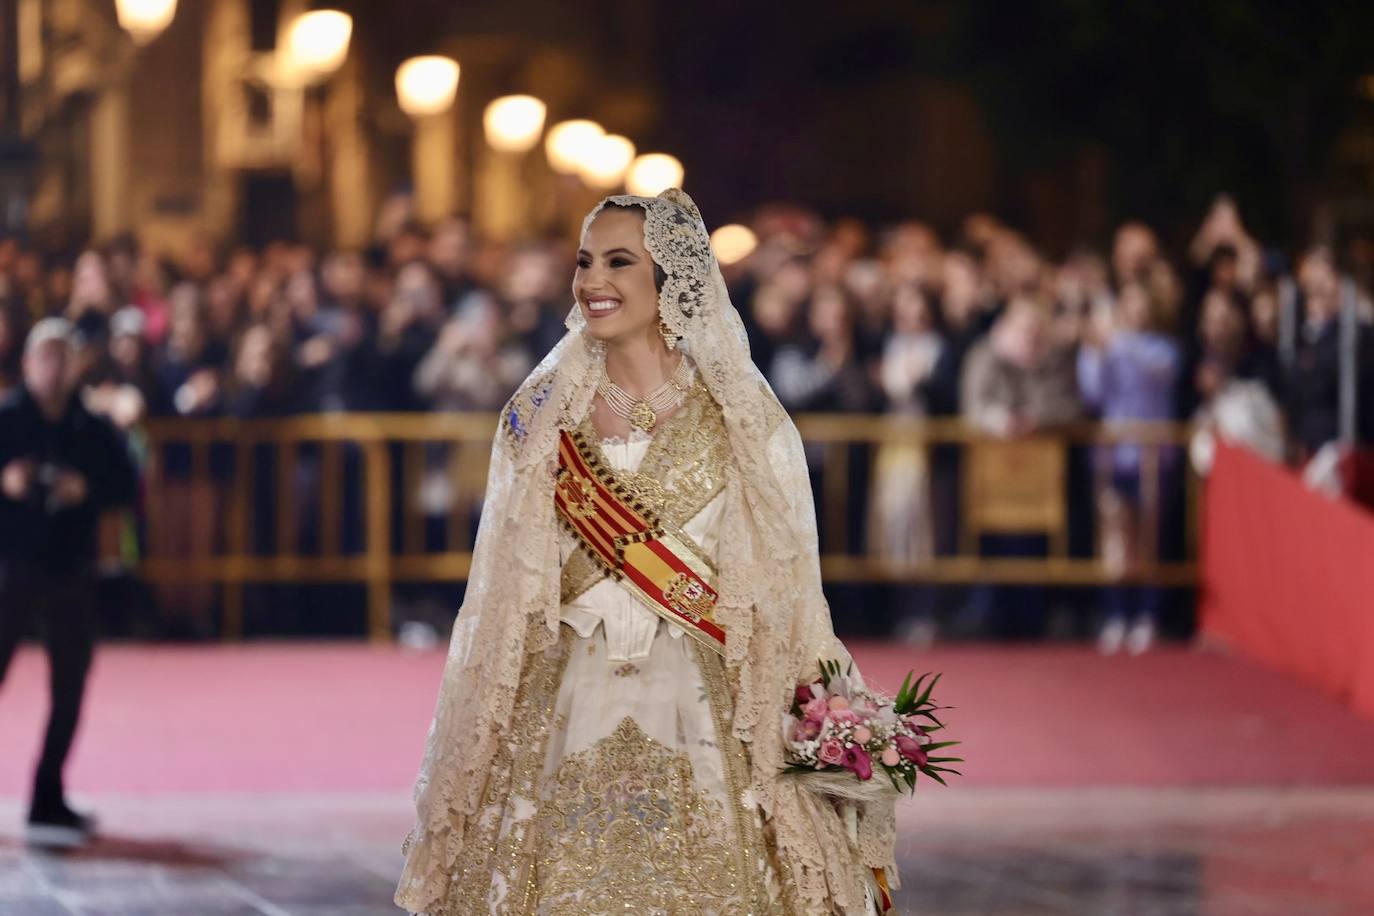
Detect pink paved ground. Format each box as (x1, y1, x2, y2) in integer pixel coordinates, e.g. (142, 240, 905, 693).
(2, 642, 1373, 796)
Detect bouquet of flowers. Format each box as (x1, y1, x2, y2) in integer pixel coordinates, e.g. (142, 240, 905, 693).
(783, 659, 960, 803)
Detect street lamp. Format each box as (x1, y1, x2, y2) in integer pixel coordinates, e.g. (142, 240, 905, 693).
(578, 134, 636, 189)
(483, 95, 547, 153)
(395, 56, 461, 223)
(545, 120, 604, 175)
(626, 153, 684, 196)
(284, 9, 353, 82)
(92, 0, 177, 241)
(395, 56, 461, 118)
(114, 0, 177, 45)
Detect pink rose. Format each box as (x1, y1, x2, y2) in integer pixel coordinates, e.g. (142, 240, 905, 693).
(830, 710, 861, 727)
(853, 726, 873, 745)
(792, 718, 821, 742)
(803, 697, 830, 723)
(828, 696, 851, 712)
(895, 734, 928, 767)
(881, 746, 901, 767)
(841, 745, 873, 780)
(818, 738, 845, 766)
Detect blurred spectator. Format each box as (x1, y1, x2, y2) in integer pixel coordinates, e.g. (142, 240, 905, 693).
(1185, 286, 1287, 472)
(130, 253, 173, 346)
(81, 307, 152, 431)
(744, 260, 806, 373)
(844, 259, 891, 368)
(961, 297, 1081, 437)
(1188, 195, 1261, 295)
(224, 323, 295, 418)
(414, 292, 533, 412)
(297, 251, 371, 413)
(879, 284, 945, 418)
(374, 261, 445, 411)
(1250, 282, 1280, 346)
(1286, 247, 1374, 458)
(428, 216, 477, 307)
(0, 303, 27, 397)
(1111, 222, 1159, 288)
(154, 285, 223, 418)
(501, 243, 567, 361)
(66, 251, 116, 325)
(1053, 250, 1114, 351)
(924, 252, 993, 417)
(0, 318, 137, 846)
(871, 284, 943, 556)
(1078, 283, 1182, 655)
(7, 244, 49, 321)
(770, 284, 881, 413)
(960, 297, 1081, 639)
(871, 283, 943, 644)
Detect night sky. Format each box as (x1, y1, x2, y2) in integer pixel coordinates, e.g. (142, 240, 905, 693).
(648, 1, 1374, 251)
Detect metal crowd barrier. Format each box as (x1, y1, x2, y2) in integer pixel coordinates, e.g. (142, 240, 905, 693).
(137, 413, 1198, 641)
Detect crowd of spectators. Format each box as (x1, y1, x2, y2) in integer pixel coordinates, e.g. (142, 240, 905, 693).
(0, 214, 568, 424)
(1, 193, 1371, 646)
(2, 196, 1367, 452)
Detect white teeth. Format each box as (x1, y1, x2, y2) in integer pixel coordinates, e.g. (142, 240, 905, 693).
(588, 299, 620, 312)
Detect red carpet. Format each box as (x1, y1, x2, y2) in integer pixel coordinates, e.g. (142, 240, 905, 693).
(2, 642, 1374, 796)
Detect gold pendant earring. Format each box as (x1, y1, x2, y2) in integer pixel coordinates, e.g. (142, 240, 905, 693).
(659, 320, 678, 351)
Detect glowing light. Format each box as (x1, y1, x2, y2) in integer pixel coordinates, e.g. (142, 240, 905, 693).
(711, 224, 758, 265)
(395, 56, 460, 118)
(284, 10, 352, 78)
(578, 134, 636, 189)
(114, 0, 177, 44)
(626, 153, 684, 196)
(484, 95, 547, 153)
(544, 120, 605, 174)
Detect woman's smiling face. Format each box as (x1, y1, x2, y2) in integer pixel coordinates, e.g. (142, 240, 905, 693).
(574, 207, 661, 345)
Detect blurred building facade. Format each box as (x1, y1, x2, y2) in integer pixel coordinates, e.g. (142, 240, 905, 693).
(2, 0, 664, 253)
(2, 2, 1373, 266)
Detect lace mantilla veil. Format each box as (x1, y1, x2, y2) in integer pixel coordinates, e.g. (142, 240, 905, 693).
(396, 189, 898, 915)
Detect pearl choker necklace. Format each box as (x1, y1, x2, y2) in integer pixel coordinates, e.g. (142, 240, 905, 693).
(597, 359, 694, 431)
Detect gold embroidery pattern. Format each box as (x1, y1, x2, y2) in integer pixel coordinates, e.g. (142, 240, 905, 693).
(533, 717, 770, 915)
(560, 383, 729, 606)
(663, 572, 714, 623)
(556, 471, 598, 520)
(620, 471, 668, 516)
(438, 628, 572, 916)
(691, 641, 786, 916)
(636, 389, 731, 524)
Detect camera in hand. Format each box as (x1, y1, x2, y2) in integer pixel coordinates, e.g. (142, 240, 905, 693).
(35, 462, 63, 514)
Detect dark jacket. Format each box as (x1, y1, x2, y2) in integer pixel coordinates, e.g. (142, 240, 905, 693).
(0, 389, 138, 572)
(1285, 319, 1374, 455)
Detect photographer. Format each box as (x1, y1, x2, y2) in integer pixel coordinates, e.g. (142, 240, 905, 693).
(0, 318, 137, 847)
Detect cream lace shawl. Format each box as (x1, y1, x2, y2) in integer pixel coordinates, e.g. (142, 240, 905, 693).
(396, 190, 897, 915)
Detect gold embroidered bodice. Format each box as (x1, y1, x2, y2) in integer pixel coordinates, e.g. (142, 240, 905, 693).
(559, 382, 732, 605)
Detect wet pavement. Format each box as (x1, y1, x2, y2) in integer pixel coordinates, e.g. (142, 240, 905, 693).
(1, 788, 1371, 915)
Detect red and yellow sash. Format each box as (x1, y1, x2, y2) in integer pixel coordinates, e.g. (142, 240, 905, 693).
(873, 867, 894, 913)
(555, 428, 725, 654)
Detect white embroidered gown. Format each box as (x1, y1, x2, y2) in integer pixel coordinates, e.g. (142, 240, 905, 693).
(425, 409, 881, 915)
(531, 429, 780, 914)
